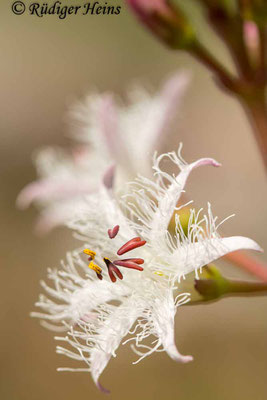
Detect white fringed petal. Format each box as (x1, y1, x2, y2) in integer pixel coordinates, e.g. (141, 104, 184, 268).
(34, 203, 79, 234)
(69, 72, 190, 179)
(18, 72, 189, 230)
(150, 292, 193, 363)
(16, 180, 55, 209)
(152, 72, 190, 152)
(124, 148, 220, 247)
(122, 72, 190, 167)
(173, 236, 263, 278)
(16, 178, 94, 210)
(31, 257, 130, 329)
(149, 149, 221, 236)
(89, 299, 140, 392)
(97, 94, 133, 174)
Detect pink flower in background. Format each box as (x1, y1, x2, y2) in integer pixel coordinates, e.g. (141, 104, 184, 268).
(69, 71, 190, 176)
(127, 0, 173, 18)
(126, 0, 187, 47)
(17, 72, 190, 232)
(243, 20, 260, 52)
(16, 146, 105, 233)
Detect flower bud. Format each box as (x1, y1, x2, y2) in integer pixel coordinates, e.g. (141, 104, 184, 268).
(168, 206, 192, 237)
(126, 0, 195, 49)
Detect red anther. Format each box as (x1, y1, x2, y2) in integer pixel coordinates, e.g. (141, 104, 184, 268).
(110, 265, 123, 281)
(103, 257, 123, 283)
(113, 260, 144, 271)
(108, 267, 117, 283)
(107, 264, 123, 282)
(120, 258, 144, 264)
(117, 237, 146, 255)
(108, 225, 120, 239)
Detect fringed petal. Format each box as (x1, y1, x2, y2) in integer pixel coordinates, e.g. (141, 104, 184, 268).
(16, 179, 92, 209)
(89, 299, 140, 391)
(31, 253, 130, 329)
(151, 292, 193, 363)
(173, 236, 262, 279)
(148, 72, 190, 153)
(150, 147, 221, 235)
(127, 288, 192, 364)
(123, 147, 220, 244)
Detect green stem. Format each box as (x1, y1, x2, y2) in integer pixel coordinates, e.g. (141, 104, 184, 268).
(188, 24, 267, 173)
(227, 279, 267, 296)
(258, 26, 267, 81)
(192, 271, 267, 304)
(190, 39, 267, 171)
(189, 40, 238, 92)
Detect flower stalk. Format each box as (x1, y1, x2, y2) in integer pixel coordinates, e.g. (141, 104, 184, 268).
(242, 92, 267, 170)
(224, 250, 267, 282)
(193, 264, 267, 304)
(127, 0, 267, 171)
(127, 0, 196, 49)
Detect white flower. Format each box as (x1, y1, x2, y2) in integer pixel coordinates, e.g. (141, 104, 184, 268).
(16, 146, 107, 233)
(32, 147, 262, 392)
(17, 72, 189, 232)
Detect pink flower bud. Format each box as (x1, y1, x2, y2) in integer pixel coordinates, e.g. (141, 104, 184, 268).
(126, 0, 194, 48)
(243, 20, 259, 51)
(127, 0, 172, 17)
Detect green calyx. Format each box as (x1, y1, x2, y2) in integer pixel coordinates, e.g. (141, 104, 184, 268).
(192, 264, 267, 304)
(194, 264, 230, 301)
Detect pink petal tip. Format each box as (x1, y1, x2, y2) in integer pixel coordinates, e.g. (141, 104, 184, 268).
(97, 382, 110, 394)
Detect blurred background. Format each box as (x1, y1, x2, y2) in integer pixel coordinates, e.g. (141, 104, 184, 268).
(1, 1, 267, 399)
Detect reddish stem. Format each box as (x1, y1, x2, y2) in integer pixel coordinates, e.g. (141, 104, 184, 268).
(224, 251, 267, 282)
(243, 94, 267, 171)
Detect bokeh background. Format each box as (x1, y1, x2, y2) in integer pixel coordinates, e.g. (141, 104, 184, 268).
(1, 1, 267, 399)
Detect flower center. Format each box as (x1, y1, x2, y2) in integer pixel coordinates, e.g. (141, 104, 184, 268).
(83, 225, 146, 282)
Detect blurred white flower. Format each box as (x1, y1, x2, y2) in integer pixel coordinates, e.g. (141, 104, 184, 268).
(17, 72, 189, 233)
(32, 147, 261, 392)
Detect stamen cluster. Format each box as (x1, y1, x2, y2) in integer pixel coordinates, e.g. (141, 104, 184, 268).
(83, 224, 146, 282)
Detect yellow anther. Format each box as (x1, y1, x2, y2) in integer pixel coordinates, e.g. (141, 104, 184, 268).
(154, 271, 164, 276)
(88, 261, 102, 275)
(83, 249, 96, 259)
